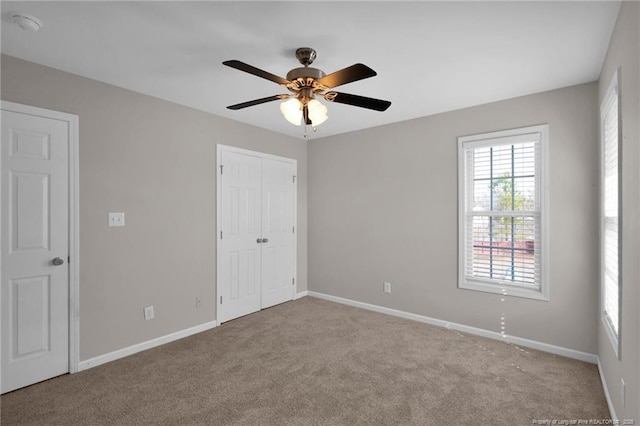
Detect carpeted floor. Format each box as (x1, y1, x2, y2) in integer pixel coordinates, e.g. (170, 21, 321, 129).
(1, 297, 609, 425)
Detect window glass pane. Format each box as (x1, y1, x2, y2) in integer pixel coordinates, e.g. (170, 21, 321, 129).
(513, 177, 535, 211)
(604, 272, 619, 333)
(604, 218, 619, 334)
(490, 144, 513, 177)
(490, 175, 535, 212)
(472, 143, 536, 212)
(472, 179, 491, 211)
(470, 215, 536, 285)
(513, 143, 537, 177)
(473, 147, 491, 180)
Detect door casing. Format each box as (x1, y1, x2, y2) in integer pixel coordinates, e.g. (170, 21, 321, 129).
(0, 101, 80, 391)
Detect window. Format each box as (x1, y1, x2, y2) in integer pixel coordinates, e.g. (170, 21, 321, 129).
(601, 71, 621, 356)
(458, 125, 548, 300)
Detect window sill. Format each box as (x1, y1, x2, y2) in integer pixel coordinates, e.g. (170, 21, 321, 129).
(459, 278, 549, 301)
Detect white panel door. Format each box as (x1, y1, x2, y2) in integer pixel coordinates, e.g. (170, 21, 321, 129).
(217, 150, 262, 323)
(261, 158, 295, 309)
(217, 146, 296, 324)
(1, 110, 69, 393)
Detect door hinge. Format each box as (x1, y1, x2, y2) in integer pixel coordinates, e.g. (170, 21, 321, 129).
(219, 164, 224, 174)
(68, 256, 70, 263)
(292, 226, 295, 234)
(220, 231, 223, 239)
(292, 175, 296, 183)
(220, 296, 222, 304)
(292, 277, 295, 285)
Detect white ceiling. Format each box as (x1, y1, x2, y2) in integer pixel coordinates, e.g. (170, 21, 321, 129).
(1, 1, 621, 140)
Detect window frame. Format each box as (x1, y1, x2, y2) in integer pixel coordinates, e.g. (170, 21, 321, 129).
(600, 70, 622, 359)
(458, 124, 549, 301)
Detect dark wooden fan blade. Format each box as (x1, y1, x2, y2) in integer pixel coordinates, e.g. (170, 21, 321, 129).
(227, 94, 290, 110)
(316, 64, 377, 89)
(223, 60, 290, 86)
(324, 92, 391, 111)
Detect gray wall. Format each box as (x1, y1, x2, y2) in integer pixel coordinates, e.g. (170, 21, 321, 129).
(308, 82, 599, 354)
(597, 1, 640, 421)
(0, 54, 308, 361)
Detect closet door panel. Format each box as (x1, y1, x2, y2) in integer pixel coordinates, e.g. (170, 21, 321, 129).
(218, 151, 262, 323)
(261, 158, 295, 309)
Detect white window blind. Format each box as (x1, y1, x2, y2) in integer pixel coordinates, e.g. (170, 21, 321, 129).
(458, 125, 548, 300)
(601, 71, 620, 350)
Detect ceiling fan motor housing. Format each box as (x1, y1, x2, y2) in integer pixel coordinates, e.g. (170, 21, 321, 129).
(286, 65, 327, 94)
(286, 67, 325, 82)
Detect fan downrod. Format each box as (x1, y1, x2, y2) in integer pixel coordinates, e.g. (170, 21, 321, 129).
(295, 47, 316, 66)
(287, 47, 325, 82)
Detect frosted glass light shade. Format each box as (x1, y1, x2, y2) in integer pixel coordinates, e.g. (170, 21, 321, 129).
(307, 99, 328, 126)
(280, 99, 302, 126)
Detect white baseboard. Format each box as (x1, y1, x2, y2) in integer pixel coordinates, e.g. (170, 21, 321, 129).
(294, 290, 308, 300)
(78, 320, 217, 371)
(307, 291, 598, 364)
(597, 357, 617, 421)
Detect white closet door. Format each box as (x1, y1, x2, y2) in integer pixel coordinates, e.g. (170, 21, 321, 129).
(217, 146, 296, 324)
(1, 110, 69, 393)
(261, 158, 295, 309)
(217, 150, 262, 323)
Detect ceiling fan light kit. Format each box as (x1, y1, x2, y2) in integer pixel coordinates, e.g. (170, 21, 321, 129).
(223, 47, 391, 138)
(307, 99, 328, 126)
(280, 98, 303, 125)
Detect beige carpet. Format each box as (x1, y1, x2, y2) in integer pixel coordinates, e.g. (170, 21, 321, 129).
(1, 297, 609, 425)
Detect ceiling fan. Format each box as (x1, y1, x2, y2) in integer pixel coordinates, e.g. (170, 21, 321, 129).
(223, 47, 391, 136)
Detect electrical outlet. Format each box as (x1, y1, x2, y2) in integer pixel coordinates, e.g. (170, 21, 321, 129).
(144, 305, 154, 320)
(196, 297, 202, 309)
(383, 282, 391, 294)
(108, 212, 125, 227)
(621, 378, 625, 407)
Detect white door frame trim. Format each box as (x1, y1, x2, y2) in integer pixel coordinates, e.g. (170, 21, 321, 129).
(215, 144, 298, 323)
(0, 101, 80, 377)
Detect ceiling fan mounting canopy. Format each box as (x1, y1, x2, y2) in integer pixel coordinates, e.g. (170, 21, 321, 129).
(295, 47, 317, 66)
(222, 47, 391, 130)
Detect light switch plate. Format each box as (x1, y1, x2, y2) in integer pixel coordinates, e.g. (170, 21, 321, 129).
(144, 305, 154, 320)
(108, 212, 125, 227)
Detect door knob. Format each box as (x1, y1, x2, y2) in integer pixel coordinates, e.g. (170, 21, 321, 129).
(256, 238, 262, 244)
(52, 257, 65, 266)
(262, 238, 269, 243)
